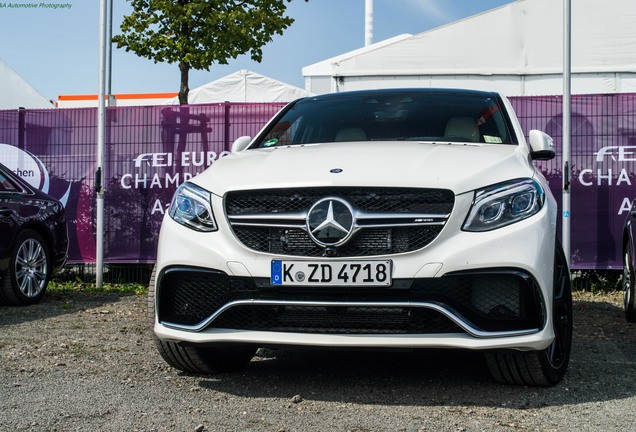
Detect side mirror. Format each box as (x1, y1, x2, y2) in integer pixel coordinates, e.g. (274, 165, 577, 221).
(231, 136, 252, 153)
(528, 130, 555, 160)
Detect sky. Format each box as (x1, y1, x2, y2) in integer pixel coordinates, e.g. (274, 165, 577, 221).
(0, 0, 516, 102)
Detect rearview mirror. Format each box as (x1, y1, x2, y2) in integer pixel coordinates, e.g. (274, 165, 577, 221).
(231, 136, 252, 153)
(528, 130, 555, 160)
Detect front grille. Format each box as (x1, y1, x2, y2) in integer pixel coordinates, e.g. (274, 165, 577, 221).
(225, 187, 454, 257)
(233, 226, 444, 257)
(157, 267, 544, 335)
(226, 187, 454, 215)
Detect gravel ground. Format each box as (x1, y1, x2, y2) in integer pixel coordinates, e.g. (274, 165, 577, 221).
(1, 289, 636, 432)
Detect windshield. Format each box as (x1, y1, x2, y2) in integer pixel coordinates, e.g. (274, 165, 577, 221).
(253, 90, 517, 148)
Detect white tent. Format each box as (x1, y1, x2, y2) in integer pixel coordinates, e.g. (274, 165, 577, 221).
(168, 69, 313, 104)
(302, 34, 413, 94)
(304, 0, 636, 96)
(0, 58, 54, 109)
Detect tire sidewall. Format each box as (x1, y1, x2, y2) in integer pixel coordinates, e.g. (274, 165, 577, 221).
(624, 246, 636, 321)
(540, 242, 573, 384)
(7, 229, 51, 305)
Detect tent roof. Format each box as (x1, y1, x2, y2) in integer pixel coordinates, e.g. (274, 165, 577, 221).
(327, 0, 636, 77)
(302, 34, 413, 77)
(169, 69, 313, 104)
(0, 58, 53, 109)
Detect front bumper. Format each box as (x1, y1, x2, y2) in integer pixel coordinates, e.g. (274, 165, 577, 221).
(153, 191, 557, 352)
(157, 266, 543, 335)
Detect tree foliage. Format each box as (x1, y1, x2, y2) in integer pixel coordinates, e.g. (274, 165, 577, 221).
(113, 0, 299, 104)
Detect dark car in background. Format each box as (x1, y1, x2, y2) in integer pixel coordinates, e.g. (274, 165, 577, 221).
(622, 199, 636, 322)
(0, 162, 68, 306)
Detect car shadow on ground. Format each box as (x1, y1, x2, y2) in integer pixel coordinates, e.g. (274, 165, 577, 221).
(196, 298, 636, 408)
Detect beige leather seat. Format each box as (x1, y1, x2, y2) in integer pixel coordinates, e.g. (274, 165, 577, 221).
(335, 127, 367, 142)
(444, 117, 480, 142)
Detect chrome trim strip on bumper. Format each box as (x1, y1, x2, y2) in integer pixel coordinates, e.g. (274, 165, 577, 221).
(161, 299, 539, 339)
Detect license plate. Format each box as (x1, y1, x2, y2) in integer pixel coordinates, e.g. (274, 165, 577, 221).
(271, 260, 392, 286)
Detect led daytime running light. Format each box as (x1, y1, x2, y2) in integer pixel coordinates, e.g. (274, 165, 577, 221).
(463, 179, 544, 232)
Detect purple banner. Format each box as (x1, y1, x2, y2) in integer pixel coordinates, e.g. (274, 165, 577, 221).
(511, 95, 636, 270)
(1, 95, 635, 270)
(0, 103, 285, 264)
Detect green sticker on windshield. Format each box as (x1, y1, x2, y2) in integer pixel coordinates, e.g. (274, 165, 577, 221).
(484, 135, 503, 144)
(264, 138, 278, 147)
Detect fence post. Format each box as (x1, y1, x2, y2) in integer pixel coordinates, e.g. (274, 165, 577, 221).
(17, 107, 25, 149)
(562, 0, 572, 267)
(224, 103, 231, 151)
(96, 0, 108, 288)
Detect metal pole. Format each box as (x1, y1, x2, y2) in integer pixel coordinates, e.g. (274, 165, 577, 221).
(365, 0, 373, 46)
(96, 0, 108, 288)
(107, 0, 114, 106)
(562, 0, 572, 266)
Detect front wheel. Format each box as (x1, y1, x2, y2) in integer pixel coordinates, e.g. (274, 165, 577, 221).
(147, 266, 257, 374)
(485, 242, 572, 386)
(0, 230, 51, 306)
(623, 246, 636, 322)
(154, 340, 257, 375)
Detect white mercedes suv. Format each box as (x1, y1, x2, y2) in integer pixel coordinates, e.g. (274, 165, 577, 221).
(150, 88, 572, 386)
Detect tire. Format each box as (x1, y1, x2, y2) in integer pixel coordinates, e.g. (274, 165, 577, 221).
(623, 246, 636, 323)
(147, 266, 256, 374)
(0, 229, 51, 306)
(485, 242, 573, 386)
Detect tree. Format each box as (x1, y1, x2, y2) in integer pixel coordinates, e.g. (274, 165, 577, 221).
(113, 0, 302, 104)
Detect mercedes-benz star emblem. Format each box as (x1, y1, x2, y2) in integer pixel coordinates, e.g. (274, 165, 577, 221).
(306, 197, 355, 246)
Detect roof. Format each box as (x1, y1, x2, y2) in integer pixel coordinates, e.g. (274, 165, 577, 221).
(301, 87, 499, 102)
(328, 0, 636, 77)
(302, 34, 413, 77)
(0, 58, 54, 109)
(167, 69, 313, 104)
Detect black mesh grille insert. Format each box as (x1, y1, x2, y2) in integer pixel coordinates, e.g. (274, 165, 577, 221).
(226, 187, 454, 215)
(211, 305, 463, 334)
(157, 267, 544, 334)
(158, 269, 258, 326)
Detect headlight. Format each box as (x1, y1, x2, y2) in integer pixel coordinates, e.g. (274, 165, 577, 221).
(462, 179, 544, 232)
(169, 182, 217, 232)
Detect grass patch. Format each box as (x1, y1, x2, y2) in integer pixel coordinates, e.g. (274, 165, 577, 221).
(49, 280, 148, 296)
(571, 270, 623, 294)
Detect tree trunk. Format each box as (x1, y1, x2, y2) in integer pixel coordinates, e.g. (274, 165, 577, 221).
(178, 61, 190, 105)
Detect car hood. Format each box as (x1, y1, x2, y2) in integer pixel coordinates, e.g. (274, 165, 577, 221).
(191, 141, 535, 196)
